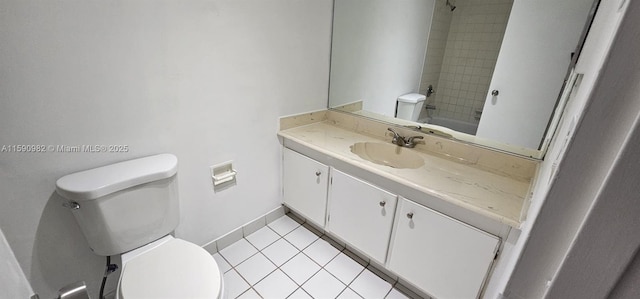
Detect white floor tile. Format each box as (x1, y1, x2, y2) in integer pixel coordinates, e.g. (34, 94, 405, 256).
(212, 253, 232, 273)
(350, 269, 393, 299)
(219, 238, 258, 266)
(254, 269, 298, 299)
(284, 225, 319, 250)
(280, 253, 321, 285)
(237, 288, 261, 299)
(325, 252, 365, 285)
(385, 288, 411, 299)
(246, 226, 280, 250)
(303, 238, 340, 266)
(302, 269, 346, 299)
(223, 269, 250, 299)
(338, 288, 364, 299)
(288, 288, 313, 299)
(268, 215, 301, 236)
(262, 238, 299, 266)
(235, 253, 277, 285)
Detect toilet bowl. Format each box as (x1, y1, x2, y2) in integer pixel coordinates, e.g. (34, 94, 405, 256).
(56, 154, 224, 299)
(117, 236, 224, 299)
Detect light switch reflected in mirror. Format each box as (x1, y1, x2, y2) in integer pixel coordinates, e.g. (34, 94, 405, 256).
(328, 0, 599, 158)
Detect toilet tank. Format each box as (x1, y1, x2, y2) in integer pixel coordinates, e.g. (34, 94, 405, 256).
(396, 93, 426, 121)
(56, 154, 179, 256)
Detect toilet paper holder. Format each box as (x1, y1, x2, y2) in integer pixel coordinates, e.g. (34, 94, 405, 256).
(210, 161, 237, 192)
(212, 169, 237, 186)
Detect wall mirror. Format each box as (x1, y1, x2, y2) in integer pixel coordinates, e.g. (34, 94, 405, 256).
(328, 0, 598, 158)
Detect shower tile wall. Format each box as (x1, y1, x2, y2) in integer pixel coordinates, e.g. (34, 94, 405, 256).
(419, 1, 453, 106)
(423, 0, 513, 124)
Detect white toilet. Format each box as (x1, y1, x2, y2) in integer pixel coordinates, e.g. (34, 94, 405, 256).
(396, 93, 427, 121)
(56, 154, 224, 299)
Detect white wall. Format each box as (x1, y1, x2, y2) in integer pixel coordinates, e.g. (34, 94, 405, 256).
(482, 0, 631, 297)
(0, 1, 332, 298)
(504, 0, 639, 296)
(329, 0, 434, 117)
(0, 227, 33, 299)
(476, 0, 594, 149)
(608, 249, 640, 298)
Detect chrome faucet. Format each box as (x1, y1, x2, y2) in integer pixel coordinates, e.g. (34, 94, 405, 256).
(387, 128, 424, 148)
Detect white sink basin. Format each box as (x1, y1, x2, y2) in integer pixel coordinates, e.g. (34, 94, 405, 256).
(350, 142, 425, 169)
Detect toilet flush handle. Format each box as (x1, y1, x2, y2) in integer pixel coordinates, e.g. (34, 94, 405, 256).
(63, 201, 80, 210)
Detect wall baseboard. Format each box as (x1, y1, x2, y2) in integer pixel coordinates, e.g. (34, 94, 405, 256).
(202, 205, 288, 255)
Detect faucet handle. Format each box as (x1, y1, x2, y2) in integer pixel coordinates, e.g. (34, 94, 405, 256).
(387, 128, 400, 138)
(405, 136, 424, 147)
(387, 128, 405, 146)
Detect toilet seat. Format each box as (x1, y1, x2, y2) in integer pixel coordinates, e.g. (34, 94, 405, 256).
(118, 237, 222, 299)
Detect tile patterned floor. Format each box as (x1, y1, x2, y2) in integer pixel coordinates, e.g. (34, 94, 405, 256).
(214, 214, 422, 299)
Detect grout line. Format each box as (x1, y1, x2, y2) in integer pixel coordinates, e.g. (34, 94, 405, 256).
(227, 213, 420, 299)
(245, 265, 278, 296)
(299, 288, 314, 298)
(284, 252, 322, 286)
(334, 286, 350, 299)
(271, 238, 321, 287)
(226, 237, 272, 298)
(237, 217, 308, 297)
(343, 264, 367, 294)
(382, 285, 394, 299)
(236, 287, 263, 299)
(342, 287, 365, 299)
(259, 216, 326, 295)
(228, 268, 252, 299)
(220, 215, 296, 298)
(245, 225, 281, 251)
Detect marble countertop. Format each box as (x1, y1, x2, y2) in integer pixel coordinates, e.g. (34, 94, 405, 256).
(279, 121, 532, 227)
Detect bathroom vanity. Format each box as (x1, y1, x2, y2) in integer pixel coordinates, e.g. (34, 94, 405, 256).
(278, 110, 538, 299)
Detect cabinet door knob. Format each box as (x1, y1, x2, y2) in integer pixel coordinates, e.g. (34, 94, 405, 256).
(407, 212, 414, 219)
(379, 201, 386, 207)
(315, 171, 321, 176)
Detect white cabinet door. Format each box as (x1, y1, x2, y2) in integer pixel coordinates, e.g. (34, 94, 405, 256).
(389, 197, 500, 299)
(283, 148, 329, 227)
(476, 0, 593, 148)
(327, 169, 397, 264)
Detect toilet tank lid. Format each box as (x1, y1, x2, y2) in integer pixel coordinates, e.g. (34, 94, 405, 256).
(397, 93, 426, 103)
(56, 154, 178, 201)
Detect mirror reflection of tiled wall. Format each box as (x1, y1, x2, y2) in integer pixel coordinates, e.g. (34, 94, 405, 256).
(420, 0, 513, 124)
(419, 1, 453, 112)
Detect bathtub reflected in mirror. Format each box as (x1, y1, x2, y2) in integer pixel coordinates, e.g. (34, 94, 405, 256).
(426, 116, 477, 135)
